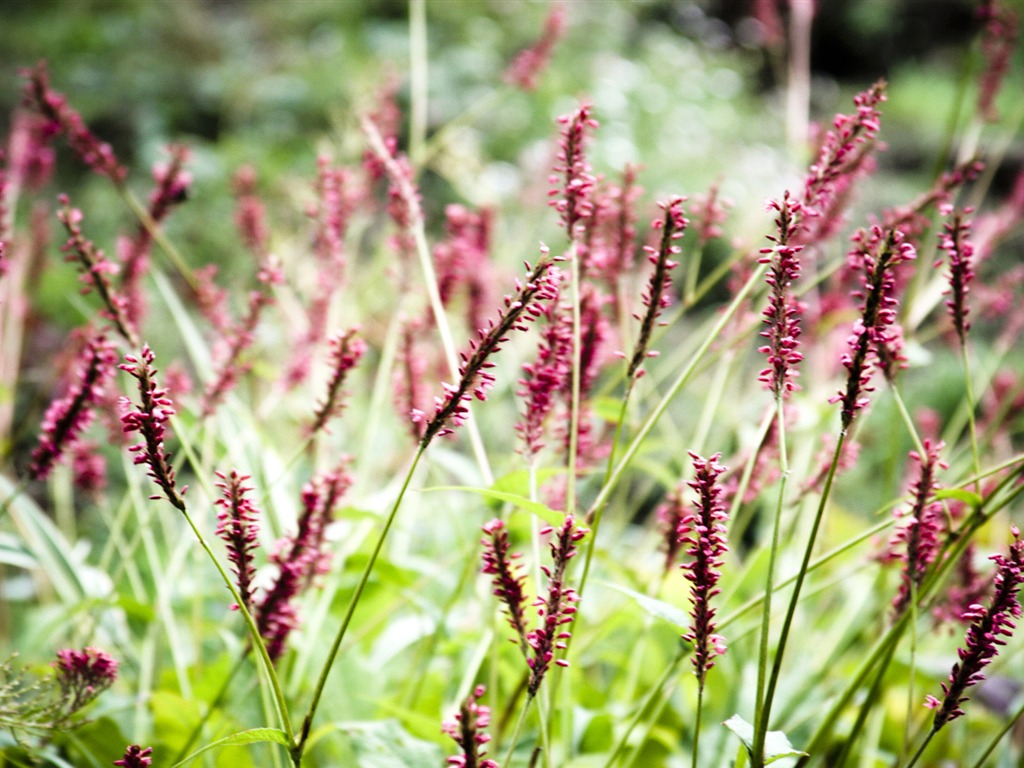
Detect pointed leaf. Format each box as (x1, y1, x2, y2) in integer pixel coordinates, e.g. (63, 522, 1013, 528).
(723, 714, 807, 764)
(602, 582, 690, 629)
(170, 728, 290, 767)
(935, 488, 983, 508)
(423, 485, 563, 526)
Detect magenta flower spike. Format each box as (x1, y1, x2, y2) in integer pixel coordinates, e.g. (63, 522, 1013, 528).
(937, 204, 976, 345)
(626, 196, 688, 380)
(977, 4, 1019, 123)
(515, 287, 571, 459)
(679, 452, 729, 688)
(113, 745, 153, 767)
(526, 515, 587, 697)
(214, 469, 261, 613)
(418, 256, 561, 445)
(257, 462, 352, 661)
(481, 519, 530, 653)
(758, 192, 805, 399)
(29, 331, 117, 480)
(58, 197, 139, 346)
(442, 684, 499, 768)
(925, 528, 1024, 730)
(53, 646, 118, 714)
(21, 61, 127, 184)
(119, 144, 191, 326)
(887, 440, 947, 620)
(656, 483, 687, 575)
(799, 80, 886, 244)
(309, 328, 367, 437)
(504, 2, 566, 91)
(119, 345, 187, 512)
(830, 226, 916, 429)
(549, 103, 598, 240)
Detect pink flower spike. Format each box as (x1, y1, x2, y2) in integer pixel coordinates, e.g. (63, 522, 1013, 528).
(442, 684, 499, 768)
(937, 206, 976, 345)
(550, 103, 598, 240)
(421, 256, 561, 445)
(627, 196, 687, 380)
(113, 745, 153, 767)
(58, 197, 138, 346)
(925, 529, 1024, 730)
(830, 226, 916, 428)
(29, 332, 117, 480)
(119, 345, 187, 512)
(309, 328, 367, 437)
(504, 3, 567, 91)
(21, 61, 127, 183)
(757, 191, 805, 398)
(214, 469, 261, 613)
(526, 515, 588, 697)
(680, 452, 729, 689)
(481, 519, 530, 653)
(53, 646, 118, 714)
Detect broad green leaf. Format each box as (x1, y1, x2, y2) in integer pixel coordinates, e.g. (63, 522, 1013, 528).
(423, 486, 563, 526)
(339, 719, 442, 768)
(603, 582, 690, 629)
(171, 728, 291, 767)
(935, 488, 983, 508)
(724, 714, 807, 764)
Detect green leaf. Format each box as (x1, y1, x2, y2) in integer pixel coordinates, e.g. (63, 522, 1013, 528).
(490, 468, 563, 498)
(935, 488, 983, 508)
(340, 719, 442, 768)
(592, 395, 626, 424)
(171, 728, 291, 767)
(423, 486, 563, 526)
(602, 582, 690, 629)
(723, 714, 807, 764)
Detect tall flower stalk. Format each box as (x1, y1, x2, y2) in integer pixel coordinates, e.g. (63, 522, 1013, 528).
(679, 452, 728, 767)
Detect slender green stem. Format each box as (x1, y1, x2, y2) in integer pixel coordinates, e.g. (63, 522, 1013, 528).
(902, 727, 936, 768)
(566, 240, 582, 518)
(691, 685, 704, 768)
(179, 505, 295, 749)
(753, 431, 845, 767)
(584, 263, 769, 529)
(295, 445, 425, 759)
(602, 647, 685, 768)
(408, 0, 428, 161)
(967, 692, 1024, 768)
(117, 186, 196, 291)
(171, 652, 249, 765)
(752, 397, 788, 757)
(959, 341, 982, 491)
(502, 695, 535, 768)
